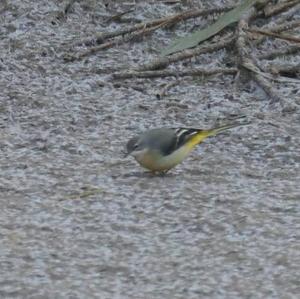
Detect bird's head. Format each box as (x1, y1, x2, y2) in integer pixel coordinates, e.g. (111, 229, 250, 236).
(124, 136, 147, 158)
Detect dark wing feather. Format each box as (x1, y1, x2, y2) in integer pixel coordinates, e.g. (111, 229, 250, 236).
(163, 128, 201, 155)
(140, 128, 202, 156)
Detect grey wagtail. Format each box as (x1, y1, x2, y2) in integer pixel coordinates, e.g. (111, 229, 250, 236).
(125, 118, 250, 173)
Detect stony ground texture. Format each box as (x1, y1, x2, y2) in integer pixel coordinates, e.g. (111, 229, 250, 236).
(0, 0, 299, 298)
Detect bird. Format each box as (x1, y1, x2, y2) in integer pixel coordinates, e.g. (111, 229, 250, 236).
(125, 118, 250, 174)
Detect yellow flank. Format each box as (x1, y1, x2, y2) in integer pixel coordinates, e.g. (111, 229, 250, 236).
(185, 130, 212, 150)
(186, 122, 244, 150)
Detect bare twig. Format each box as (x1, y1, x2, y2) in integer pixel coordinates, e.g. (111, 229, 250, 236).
(267, 62, 300, 78)
(242, 60, 300, 83)
(156, 81, 179, 99)
(64, 22, 166, 61)
(251, 20, 300, 46)
(262, 19, 300, 33)
(247, 28, 300, 43)
(235, 5, 257, 61)
(243, 60, 283, 102)
(105, 9, 135, 22)
(72, 6, 234, 47)
(66, 186, 104, 200)
(264, 0, 300, 17)
(112, 67, 237, 79)
(270, 3, 300, 24)
(236, 8, 282, 103)
(137, 35, 235, 71)
(258, 44, 300, 60)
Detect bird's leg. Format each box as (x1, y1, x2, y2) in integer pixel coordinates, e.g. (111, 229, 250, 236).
(158, 169, 170, 176)
(144, 170, 170, 176)
(143, 170, 158, 176)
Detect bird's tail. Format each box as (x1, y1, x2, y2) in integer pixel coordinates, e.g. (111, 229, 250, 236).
(209, 119, 250, 136)
(186, 117, 250, 149)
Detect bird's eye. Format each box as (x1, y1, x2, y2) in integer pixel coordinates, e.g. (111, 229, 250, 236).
(134, 143, 139, 149)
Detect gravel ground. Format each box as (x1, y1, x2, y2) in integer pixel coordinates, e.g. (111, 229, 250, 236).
(0, 1, 299, 298)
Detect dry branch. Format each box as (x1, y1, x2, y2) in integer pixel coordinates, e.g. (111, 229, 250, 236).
(157, 81, 179, 99)
(243, 60, 283, 102)
(247, 28, 300, 43)
(64, 22, 166, 62)
(112, 67, 237, 79)
(269, 3, 300, 25)
(65, 6, 236, 62)
(105, 9, 135, 22)
(267, 62, 300, 77)
(236, 8, 282, 103)
(72, 6, 234, 47)
(252, 19, 300, 46)
(263, 0, 300, 17)
(258, 44, 300, 60)
(262, 19, 300, 33)
(137, 35, 235, 71)
(63, 0, 299, 110)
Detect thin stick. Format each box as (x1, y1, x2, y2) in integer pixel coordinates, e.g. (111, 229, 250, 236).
(246, 28, 300, 43)
(64, 22, 166, 61)
(137, 34, 235, 71)
(157, 81, 179, 99)
(72, 6, 234, 47)
(269, 3, 300, 25)
(251, 20, 300, 45)
(267, 62, 300, 77)
(105, 9, 135, 22)
(243, 60, 282, 102)
(112, 67, 237, 79)
(236, 8, 282, 103)
(264, 0, 300, 17)
(258, 44, 300, 60)
(262, 19, 300, 33)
